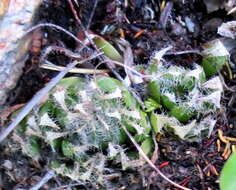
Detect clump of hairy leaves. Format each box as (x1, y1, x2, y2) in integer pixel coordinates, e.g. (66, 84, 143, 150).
(147, 61, 222, 141)
(13, 76, 150, 185)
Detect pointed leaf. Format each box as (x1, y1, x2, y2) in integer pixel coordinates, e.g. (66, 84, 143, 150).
(93, 36, 123, 62)
(29, 136, 41, 156)
(161, 95, 176, 110)
(96, 76, 122, 93)
(148, 81, 161, 103)
(169, 106, 194, 123)
(150, 112, 158, 133)
(145, 98, 162, 112)
(220, 152, 236, 190)
(141, 137, 153, 156)
(123, 90, 137, 109)
(202, 56, 227, 77)
(62, 140, 74, 157)
(58, 77, 84, 89)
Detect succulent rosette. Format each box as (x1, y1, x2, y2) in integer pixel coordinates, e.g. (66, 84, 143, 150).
(147, 62, 222, 141)
(14, 76, 150, 183)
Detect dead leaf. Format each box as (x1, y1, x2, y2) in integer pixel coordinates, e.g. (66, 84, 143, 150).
(118, 39, 143, 85)
(0, 103, 24, 125)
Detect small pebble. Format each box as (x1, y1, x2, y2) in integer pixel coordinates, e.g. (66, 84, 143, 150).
(2, 160, 13, 170)
(185, 17, 195, 33)
(186, 150, 191, 154)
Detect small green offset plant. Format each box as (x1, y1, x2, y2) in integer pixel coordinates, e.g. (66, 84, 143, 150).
(201, 39, 231, 78)
(14, 76, 150, 184)
(146, 61, 222, 141)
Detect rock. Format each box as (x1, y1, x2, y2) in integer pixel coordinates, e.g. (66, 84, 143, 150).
(2, 160, 13, 170)
(0, 0, 43, 110)
(185, 17, 195, 33)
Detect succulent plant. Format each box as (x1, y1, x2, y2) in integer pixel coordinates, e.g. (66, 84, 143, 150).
(11, 51, 223, 186)
(201, 39, 230, 78)
(147, 61, 222, 141)
(14, 76, 150, 184)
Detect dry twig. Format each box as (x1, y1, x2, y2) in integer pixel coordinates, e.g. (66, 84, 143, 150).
(86, 0, 98, 29)
(67, 0, 82, 25)
(52, 182, 86, 190)
(40, 62, 110, 74)
(165, 49, 202, 56)
(25, 23, 88, 49)
(29, 170, 56, 190)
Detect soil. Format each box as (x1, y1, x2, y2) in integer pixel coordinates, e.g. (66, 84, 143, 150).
(1, 0, 236, 189)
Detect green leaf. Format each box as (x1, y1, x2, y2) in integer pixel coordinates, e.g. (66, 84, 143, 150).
(220, 152, 236, 190)
(179, 76, 196, 92)
(161, 95, 176, 110)
(147, 63, 158, 74)
(18, 117, 28, 133)
(199, 71, 206, 83)
(148, 81, 161, 103)
(51, 160, 62, 169)
(138, 111, 150, 136)
(96, 76, 122, 93)
(93, 36, 123, 62)
(141, 137, 153, 155)
(150, 112, 158, 133)
(61, 140, 74, 157)
(122, 121, 137, 133)
(50, 138, 62, 150)
(127, 151, 139, 159)
(58, 77, 84, 89)
(39, 102, 67, 127)
(145, 98, 162, 112)
(135, 134, 147, 143)
(118, 129, 127, 144)
(134, 111, 152, 141)
(123, 90, 137, 109)
(29, 136, 41, 156)
(169, 106, 194, 123)
(202, 56, 227, 78)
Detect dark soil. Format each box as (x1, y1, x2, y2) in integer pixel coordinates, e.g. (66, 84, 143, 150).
(1, 0, 236, 189)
